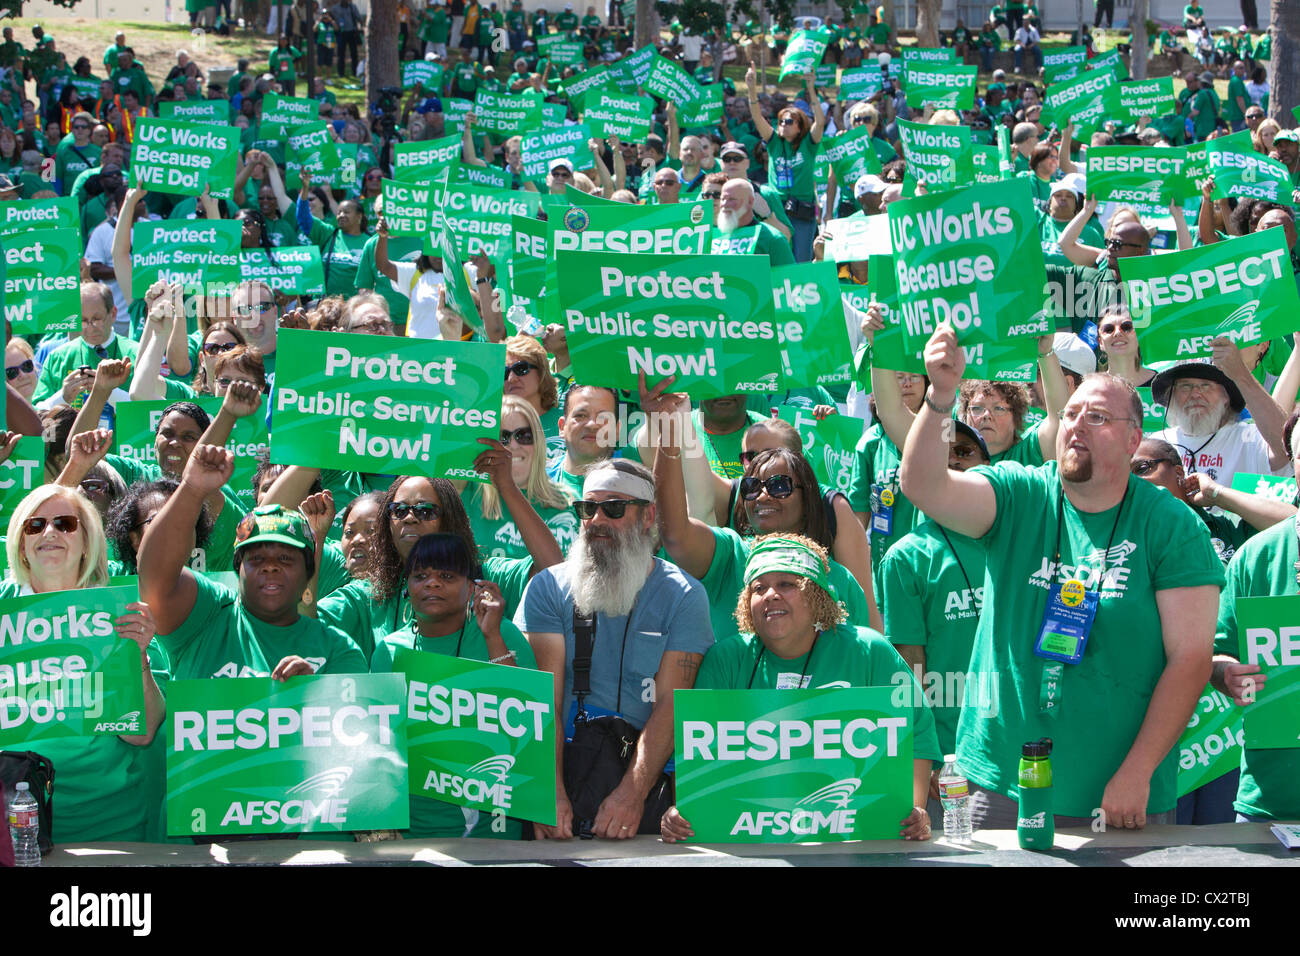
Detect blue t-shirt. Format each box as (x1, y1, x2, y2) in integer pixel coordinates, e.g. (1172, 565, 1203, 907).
(514, 557, 714, 733)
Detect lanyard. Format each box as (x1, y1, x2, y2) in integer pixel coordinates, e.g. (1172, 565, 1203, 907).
(1173, 431, 1218, 475)
(748, 632, 820, 689)
(1292, 511, 1300, 589)
(1050, 481, 1129, 589)
(412, 613, 469, 658)
(938, 527, 977, 600)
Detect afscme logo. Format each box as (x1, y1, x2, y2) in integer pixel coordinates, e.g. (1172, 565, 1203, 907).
(219, 765, 355, 827)
(286, 765, 354, 798)
(1216, 300, 1260, 330)
(730, 778, 864, 836)
(1018, 810, 1048, 829)
(467, 754, 515, 782)
(795, 778, 861, 809)
(93, 709, 142, 733)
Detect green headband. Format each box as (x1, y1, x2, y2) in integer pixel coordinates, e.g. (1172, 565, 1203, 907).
(744, 538, 835, 599)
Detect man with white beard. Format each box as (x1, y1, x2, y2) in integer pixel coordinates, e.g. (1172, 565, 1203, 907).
(709, 178, 796, 264)
(517, 459, 713, 840)
(1151, 343, 1291, 490)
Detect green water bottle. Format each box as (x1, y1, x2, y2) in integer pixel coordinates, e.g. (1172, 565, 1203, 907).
(1017, 737, 1054, 850)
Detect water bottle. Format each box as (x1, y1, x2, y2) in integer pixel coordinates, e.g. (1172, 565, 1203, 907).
(7, 781, 40, 866)
(508, 304, 541, 336)
(938, 754, 972, 843)
(1017, 737, 1054, 850)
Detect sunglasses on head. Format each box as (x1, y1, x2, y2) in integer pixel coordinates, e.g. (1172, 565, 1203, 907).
(203, 340, 238, 355)
(1100, 320, 1134, 334)
(5, 358, 34, 379)
(739, 474, 794, 500)
(499, 427, 534, 446)
(22, 514, 79, 536)
(504, 360, 536, 379)
(388, 501, 441, 521)
(572, 498, 647, 520)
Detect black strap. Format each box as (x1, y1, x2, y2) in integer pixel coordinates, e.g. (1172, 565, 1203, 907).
(572, 604, 595, 719)
(726, 478, 739, 528)
(322, 226, 341, 288)
(822, 489, 840, 541)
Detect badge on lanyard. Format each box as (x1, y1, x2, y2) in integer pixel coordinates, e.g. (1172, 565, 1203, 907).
(870, 482, 894, 535)
(1033, 577, 1098, 665)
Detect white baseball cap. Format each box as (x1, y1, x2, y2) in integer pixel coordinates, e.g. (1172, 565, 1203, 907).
(854, 173, 887, 198)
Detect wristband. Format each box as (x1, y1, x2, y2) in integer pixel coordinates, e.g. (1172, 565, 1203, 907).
(490, 650, 516, 664)
(923, 388, 956, 415)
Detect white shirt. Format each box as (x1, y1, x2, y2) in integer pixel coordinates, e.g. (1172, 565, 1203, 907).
(84, 219, 129, 321)
(393, 260, 446, 340)
(1014, 26, 1040, 46)
(1153, 419, 1288, 489)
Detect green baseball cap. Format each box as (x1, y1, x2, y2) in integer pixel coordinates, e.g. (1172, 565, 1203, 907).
(233, 504, 315, 556)
(1274, 129, 1300, 144)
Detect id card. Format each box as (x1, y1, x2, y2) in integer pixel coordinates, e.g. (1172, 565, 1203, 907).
(1032, 579, 1098, 665)
(870, 484, 894, 535)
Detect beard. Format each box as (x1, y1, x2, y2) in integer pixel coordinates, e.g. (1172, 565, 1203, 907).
(717, 209, 741, 233)
(568, 522, 657, 619)
(1059, 446, 1093, 482)
(1166, 396, 1228, 438)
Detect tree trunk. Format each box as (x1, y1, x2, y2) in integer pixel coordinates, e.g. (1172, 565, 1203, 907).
(366, 0, 399, 107)
(1270, 0, 1300, 127)
(1131, 0, 1149, 80)
(915, 0, 941, 49)
(881, 1, 896, 33)
(634, 0, 657, 49)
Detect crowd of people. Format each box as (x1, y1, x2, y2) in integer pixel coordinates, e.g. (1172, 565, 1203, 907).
(1, 10, 1297, 853)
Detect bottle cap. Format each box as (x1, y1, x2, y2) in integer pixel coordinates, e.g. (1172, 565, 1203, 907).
(1022, 737, 1053, 758)
(943, 753, 957, 763)
(15, 781, 29, 791)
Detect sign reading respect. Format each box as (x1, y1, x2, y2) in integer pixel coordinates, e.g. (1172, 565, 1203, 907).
(903, 62, 976, 110)
(1087, 145, 1194, 206)
(1235, 595, 1300, 750)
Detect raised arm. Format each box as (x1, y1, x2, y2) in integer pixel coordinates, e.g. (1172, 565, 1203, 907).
(67, 358, 131, 448)
(374, 217, 399, 284)
(746, 66, 773, 141)
(650, 398, 722, 579)
(1057, 123, 1078, 175)
(664, 101, 680, 163)
(634, 374, 726, 523)
(806, 74, 825, 143)
(262, 152, 293, 216)
(1170, 199, 1193, 252)
(461, 112, 487, 167)
(475, 437, 563, 571)
(1270, 330, 1300, 414)
(587, 137, 615, 198)
(198, 380, 263, 449)
(609, 135, 626, 192)
(1035, 336, 1066, 461)
(1058, 194, 1106, 267)
(1213, 337, 1290, 469)
(112, 186, 147, 304)
(165, 291, 193, 377)
(128, 302, 171, 401)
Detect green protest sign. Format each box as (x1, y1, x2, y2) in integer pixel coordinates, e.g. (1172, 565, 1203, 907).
(898, 118, 973, 194)
(1087, 145, 1195, 206)
(538, 33, 585, 66)
(823, 214, 893, 263)
(2, 227, 80, 334)
(393, 134, 461, 182)
(1087, 48, 1129, 81)
(1230, 472, 1297, 504)
(158, 98, 228, 126)
(888, 177, 1049, 380)
(584, 91, 654, 143)
(240, 247, 325, 298)
(1182, 141, 1213, 196)
(770, 261, 852, 388)
(1207, 130, 1296, 204)
(674, 687, 913, 842)
(814, 63, 838, 89)
(1235, 595, 1300, 750)
(540, 102, 568, 128)
(441, 183, 541, 260)
(1134, 386, 1168, 432)
(130, 219, 242, 294)
(315, 142, 359, 191)
(1118, 76, 1175, 122)
(521, 123, 594, 181)
(452, 159, 511, 190)
(1043, 68, 1121, 138)
(435, 97, 473, 138)
(972, 145, 1001, 184)
(779, 27, 833, 81)
(512, 214, 548, 299)
(0, 196, 79, 238)
(0, 585, 144, 746)
(617, 44, 659, 86)
(474, 89, 543, 135)
(115, 396, 269, 513)
(820, 125, 882, 187)
(1041, 44, 1088, 83)
(166, 674, 408, 836)
(838, 67, 883, 103)
(1120, 228, 1300, 360)
(260, 93, 321, 135)
(681, 83, 724, 127)
(900, 46, 956, 64)
(271, 328, 504, 481)
(861, 254, 925, 375)
(393, 648, 556, 826)
(0, 436, 43, 527)
(402, 59, 444, 91)
(285, 121, 341, 189)
(556, 250, 781, 397)
(436, 224, 484, 333)
(777, 405, 864, 495)
(130, 117, 238, 199)
(903, 62, 976, 110)
(645, 55, 702, 104)
(1178, 684, 1243, 796)
(561, 63, 613, 107)
(381, 178, 439, 237)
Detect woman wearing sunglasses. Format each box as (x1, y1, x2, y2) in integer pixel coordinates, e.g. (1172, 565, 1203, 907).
(746, 66, 825, 262)
(5, 336, 37, 403)
(369, 532, 539, 838)
(501, 334, 564, 454)
(1, 483, 167, 844)
(659, 534, 940, 843)
(1097, 304, 1158, 388)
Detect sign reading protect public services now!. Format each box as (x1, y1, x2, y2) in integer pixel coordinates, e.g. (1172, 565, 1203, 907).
(167, 674, 408, 836)
(395, 648, 556, 826)
(674, 687, 914, 842)
(271, 328, 505, 482)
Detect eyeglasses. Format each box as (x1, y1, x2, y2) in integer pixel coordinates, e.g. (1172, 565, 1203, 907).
(5, 358, 34, 380)
(967, 403, 1011, 418)
(215, 376, 254, 389)
(364, 171, 382, 180)
(1172, 381, 1219, 396)
(388, 501, 442, 521)
(1130, 458, 1174, 476)
(499, 427, 534, 446)
(1061, 407, 1136, 427)
(349, 319, 392, 334)
(701, 191, 722, 200)
(80, 478, 110, 494)
(1105, 238, 1147, 252)
(71, 123, 90, 130)
(1099, 320, 1134, 334)
(203, 340, 239, 355)
(504, 360, 536, 379)
(739, 474, 795, 501)
(22, 514, 80, 536)
(572, 498, 648, 520)
(233, 302, 277, 317)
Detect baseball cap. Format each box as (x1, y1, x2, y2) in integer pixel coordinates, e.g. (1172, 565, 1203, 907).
(1199, 70, 1216, 85)
(952, 420, 990, 462)
(1275, 129, 1300, 144)
(992, 69, 1006, 81)
(233, 504, 315, 557)
(854, 173, 887, 198)
(1151, 361, 1245, 412)
(1051, 333, 1097, 376)
(1050, 172, 1086, 196)
(550, 157, 575, 172)
(0, 174, 19, 193)
(720, 140, 748, 160)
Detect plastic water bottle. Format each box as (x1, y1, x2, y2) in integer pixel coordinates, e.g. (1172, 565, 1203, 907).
(508, 304, 541, 336)
(7, 781, 40, 866)
(938, 754, 972, 843)
(1017, 738, 1055, 850)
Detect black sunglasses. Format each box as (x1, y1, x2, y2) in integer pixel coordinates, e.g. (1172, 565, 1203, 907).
(23, 514, 80, 535)
(739, 474, 795, 501)
(1130, 458, 1174, 476)
(504, 360, 537, 379)
(388, 501, 441, 521)
(701, 191, 722, 199)
(203, 340, 239, 355)
(572, 498, 648, 520)
(499, 427, 534, 446)
(1099, 320, 1135, 334)
(5, 358, 34, 379)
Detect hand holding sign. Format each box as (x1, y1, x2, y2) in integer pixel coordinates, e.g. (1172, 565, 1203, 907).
(660, 805, 694, 843)
(473, 436, 513, 487)
(271, 655, 318, 682)
(114, 601, 157, 654)
(1220, 661, 1265, 706)
(900, 806, 931, 841)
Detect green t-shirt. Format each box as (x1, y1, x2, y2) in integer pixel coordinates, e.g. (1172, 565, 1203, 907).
(867, 22, 891, 44)
(1037, 210, 1105, 268)
(464, 489, 580, 559)
(1213, 517, 1300, 820)
(158, 571, 366, 680)
(691, 406, 766, 479)
(269, 47, 302, 83)
(880, 519, 985, 754)
(765, 132, 819, 203)
(54, 137, 101, 193)
(1224, 74, 1249, 124)
(306, 216, 370, 298)
(849, 422, 921, 605)
(422, 8, 451, 43)
(989, 421, 1046, 467)
(318, 540, 352, 599)
(698, 525, 869, 644)
(32, 335, 139, 405)
(958, 461, 1225, 816)
(708, 222, 796, 264)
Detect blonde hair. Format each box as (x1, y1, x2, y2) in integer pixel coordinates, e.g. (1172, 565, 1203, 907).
(6, 484, 109, 590)
(733, 533, 846, 636)
(505, 334, 558, 412)
(930, 109, 961, 126)
(474, 396, 571, 520)
(6, 336, 34, 360)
